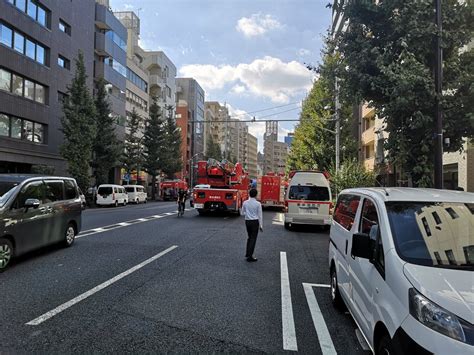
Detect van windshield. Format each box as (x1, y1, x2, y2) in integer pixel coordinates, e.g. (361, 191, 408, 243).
(386, 201, 474, 270)
(98, 187, 113, 195)
(288, 186, 330, 201)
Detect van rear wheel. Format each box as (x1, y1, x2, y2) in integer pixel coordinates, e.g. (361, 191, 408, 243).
(0, 238, 13, 272)
(330, 265, 344, 310)
(376, 333, 394, 355)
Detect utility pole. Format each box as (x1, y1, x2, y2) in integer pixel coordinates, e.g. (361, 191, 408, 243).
(335, 77, 340, 172)
(434, 0, 443, 189)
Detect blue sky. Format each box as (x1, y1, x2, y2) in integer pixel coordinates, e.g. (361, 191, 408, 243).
(110, 0, 332, 152)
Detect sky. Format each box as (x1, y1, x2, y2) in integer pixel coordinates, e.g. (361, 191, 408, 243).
(110, 0, 332, 152)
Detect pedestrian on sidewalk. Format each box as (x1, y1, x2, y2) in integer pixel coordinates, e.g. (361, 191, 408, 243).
(242, 189, 263, 262)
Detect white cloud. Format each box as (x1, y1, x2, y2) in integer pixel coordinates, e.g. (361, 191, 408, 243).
(179, 56, 314, 103)
(236, 14, 282, 37)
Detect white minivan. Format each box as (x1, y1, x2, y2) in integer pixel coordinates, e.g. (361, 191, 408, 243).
(123, 185, 147, 204)
(329, 187, 473, 354)
(284, 171, 332, 229)
(96, 184, 128, 207)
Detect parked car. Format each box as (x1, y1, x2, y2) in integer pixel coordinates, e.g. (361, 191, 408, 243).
(329, 187, 474, 354)
(96, 184, 128, 207)
(0, 174, 82, 271)
(123, 185, 147, 204)
(284, 171, 332, 229)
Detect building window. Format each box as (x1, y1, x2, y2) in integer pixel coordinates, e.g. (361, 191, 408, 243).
(0, 113, 46, 143)
(0, 67, 47, 104)
(7, 0, 49, 28)
(463, 245, 474, 264)
(14, 32, 24, 53)
(445, 250, 456, 265)
(58, 91, 68, 104)
(0, 69, 12, 92)
(445, 207, 459, 219)
(105, 30, 126, 51)
(0, 24, 13, 47)
(59, 19, 71, 35)
(432, 211, 442, 225)
(0, 114, 9, 136)
(166, 85, 171, 98)
(58, 55, 70, 70)
(0, 22, 48, 66)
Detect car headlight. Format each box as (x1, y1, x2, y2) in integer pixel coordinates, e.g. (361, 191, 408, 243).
(409, 288, 472, 344)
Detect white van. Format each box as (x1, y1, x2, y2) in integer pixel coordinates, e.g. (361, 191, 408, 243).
(96, 184, 128, 207)
(124, 185, 147, 204)
(284, 171, 332, 229)
(329, 187, 474, 354)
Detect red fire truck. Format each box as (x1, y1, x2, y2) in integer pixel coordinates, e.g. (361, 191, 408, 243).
(257, 172, 287, 209)
(193, 159, 250, 215)
(160, 179, 188, 201)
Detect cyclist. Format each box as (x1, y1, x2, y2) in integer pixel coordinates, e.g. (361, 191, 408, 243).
(177, 188, 187, 216)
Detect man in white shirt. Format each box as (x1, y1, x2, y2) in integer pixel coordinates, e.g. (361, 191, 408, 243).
(242, 189, 263, 262)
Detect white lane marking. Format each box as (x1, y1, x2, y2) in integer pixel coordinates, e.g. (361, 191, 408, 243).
(303, 283, 337, 355)
(280, 252, 298, 351)
(77, 211, 178, 239)
(26, 245, 178, 326)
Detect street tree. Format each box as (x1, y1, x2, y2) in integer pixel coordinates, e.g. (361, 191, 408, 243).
(287, 52, 357, 173)
(160, 105, 183, 178)
(143, 97, 164, 200)
(205, 136, 222, 160)
(92, 77, 122, 186)
(329, 158, 376, 195)
(333, 0, 474, 186)
(60, 51, 96, 191)
(122, 107, 144, 182)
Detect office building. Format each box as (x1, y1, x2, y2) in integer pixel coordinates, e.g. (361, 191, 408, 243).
(0, 0, 95, 174)
(263, 121, 287, 174)
(284, 132, 294, 147)
(246, 133, 258, 179)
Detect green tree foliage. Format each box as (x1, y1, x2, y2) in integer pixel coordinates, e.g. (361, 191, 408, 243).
(160, 105, 183, 178)
(143, 97, 164, 200)
(205, 136, 222, 160)
(329, 158, 376, 194)
(334, 0, 474, 186)
(287, 52, 357, 173)
(92, 77, 122, 186)
(122, 108, 144, 180)
(60, 51, 96, 191)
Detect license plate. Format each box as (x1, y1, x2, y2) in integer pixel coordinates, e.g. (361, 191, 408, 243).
(194, 203, 204, 209)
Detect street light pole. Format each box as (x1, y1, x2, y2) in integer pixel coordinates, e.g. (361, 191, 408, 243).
(335, 77, 341, 172)
(434, 0, 443, 189)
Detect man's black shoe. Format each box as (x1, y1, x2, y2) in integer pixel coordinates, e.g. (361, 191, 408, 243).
(247, 257, 258, 262)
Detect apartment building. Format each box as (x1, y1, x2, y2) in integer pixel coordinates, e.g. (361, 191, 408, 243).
(284, 132, 294, 148)
(114, 10, 149, 185)
(175, 102, 191, 182)
(246, 133, 258, 179)
(204, 101, 229, 154)
(142, 50, 176, 114)
(176, 78, 205, 158)
(0, 0, 95, 174)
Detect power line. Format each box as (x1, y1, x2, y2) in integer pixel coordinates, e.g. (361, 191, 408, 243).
(229, 101, 300, 117)
(254, 107, 300, 119)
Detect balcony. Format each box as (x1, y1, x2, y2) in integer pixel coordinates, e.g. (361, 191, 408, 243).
(361, 127, 375, 144)
(149, 74, 165, 87)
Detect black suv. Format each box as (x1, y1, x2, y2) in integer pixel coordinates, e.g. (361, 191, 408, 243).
(0, 175, 82, 271)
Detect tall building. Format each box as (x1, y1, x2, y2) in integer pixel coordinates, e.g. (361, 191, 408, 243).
(0, 0, 95, 174)
(114, 10, 149, 184)
(175, 102, 191, 182)
(246, 133, 258, 179)
(284, 132, 294, 147)
(263, 121, 287, 174)
(176, 78, 205, 158)
(142, 51, 176, 113)
(204, 101, 229, 156)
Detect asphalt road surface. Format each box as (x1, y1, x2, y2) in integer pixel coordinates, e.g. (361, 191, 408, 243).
(1, 202, 370, 354)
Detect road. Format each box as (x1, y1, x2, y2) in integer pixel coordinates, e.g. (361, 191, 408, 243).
(0, 202, 370, 354)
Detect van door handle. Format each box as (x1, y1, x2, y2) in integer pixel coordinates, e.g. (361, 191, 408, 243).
(375, 287, 379, 294)
(345, 240, 348, 255)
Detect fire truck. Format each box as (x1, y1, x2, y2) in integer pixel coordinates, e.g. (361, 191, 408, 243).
(193, 159, 250, 215)
(160, 179, 188, 201)
(257, 172, 287, 209)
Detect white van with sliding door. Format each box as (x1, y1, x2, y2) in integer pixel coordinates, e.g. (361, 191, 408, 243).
(284, 170, 332, 229)
(329, 188, 473, 354)
(96, 184, 128, 207)
(123, 185, 147, 204)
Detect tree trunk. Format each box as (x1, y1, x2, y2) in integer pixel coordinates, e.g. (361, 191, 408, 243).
(151, 174, 157, 200)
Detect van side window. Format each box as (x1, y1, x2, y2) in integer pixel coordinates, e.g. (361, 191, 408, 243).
(44, 181, 64, 203)
(15, 180, 45, 208)
(360, 198, 384, 276)
(64, 180, 78, 199)
(333, 194, 360, 231)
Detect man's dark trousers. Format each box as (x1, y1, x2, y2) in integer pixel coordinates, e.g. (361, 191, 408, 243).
(245, 220, 259, 257)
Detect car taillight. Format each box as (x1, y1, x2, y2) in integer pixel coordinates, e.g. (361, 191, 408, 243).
(193, 193, 197, 199)
(233, 195, 237, 200)
(284, 200, 288, 213)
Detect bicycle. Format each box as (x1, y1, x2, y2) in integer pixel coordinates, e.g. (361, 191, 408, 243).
(177, 201, 185, 217)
